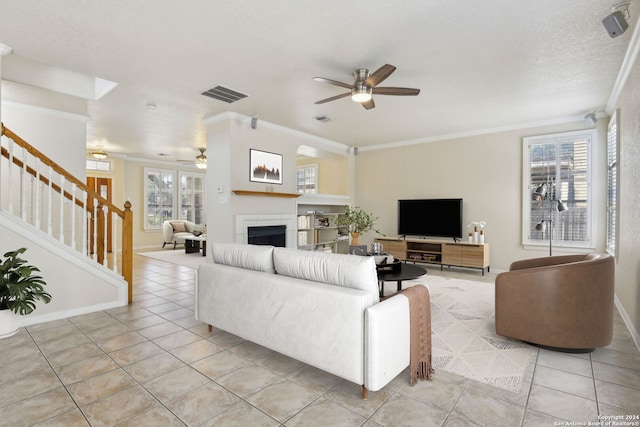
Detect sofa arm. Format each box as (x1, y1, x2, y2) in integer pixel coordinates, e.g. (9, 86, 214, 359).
(162, 221, 174, 243)
(509, 254, 586, 271)
(365, 295, 410, 391)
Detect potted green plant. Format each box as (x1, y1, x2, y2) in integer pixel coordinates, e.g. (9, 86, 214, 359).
(336, 205, 382, 245)
(0, 248, 51, 338)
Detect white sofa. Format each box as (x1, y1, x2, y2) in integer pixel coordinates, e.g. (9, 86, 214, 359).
(196, 242, 411, 399)
(162, 220, 197, 249)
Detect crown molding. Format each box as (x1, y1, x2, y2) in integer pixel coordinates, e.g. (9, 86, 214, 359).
(203, 111, 349, 156)
(358, 114, 591, 152)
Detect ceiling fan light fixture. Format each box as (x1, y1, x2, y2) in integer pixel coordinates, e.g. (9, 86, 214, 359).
(195, 149, 207, 169)
(195, 157, 207, 169)
(351, 85, 372, 103)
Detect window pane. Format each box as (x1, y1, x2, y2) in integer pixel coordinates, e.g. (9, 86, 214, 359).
(145, 168, 176, 229)
(179, 171, 206, 226)
(296, 164, 318, 194)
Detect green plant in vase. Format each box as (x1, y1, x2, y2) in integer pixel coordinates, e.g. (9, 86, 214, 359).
(336, 205, 382, 245)
(0, 248, 51, 338)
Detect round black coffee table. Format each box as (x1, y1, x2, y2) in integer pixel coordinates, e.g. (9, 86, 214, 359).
(377, 263, 427, 297)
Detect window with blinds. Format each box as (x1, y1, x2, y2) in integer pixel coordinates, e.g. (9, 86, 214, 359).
(606, 111, 618, 256)
(296, 164, 318, 194)
(522, 130, 594, 249)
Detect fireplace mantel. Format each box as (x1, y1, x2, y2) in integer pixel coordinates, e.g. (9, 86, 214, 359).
(232, 190, 301, 198)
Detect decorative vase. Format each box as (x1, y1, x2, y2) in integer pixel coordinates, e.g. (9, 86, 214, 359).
(350, 232, 361, 246)
(473, 226, 479, 243)
(479, 230, 485, 244)
(468, 233, 473, 243)
(0, 309, 19, 339)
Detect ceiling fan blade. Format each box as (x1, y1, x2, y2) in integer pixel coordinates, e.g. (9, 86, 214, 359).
(362, 98, 375, 110)
(312, 77, 353, 89)
(315, 92, 350, 104)
(364, 64, 396, 87)
(372, 87, 420, 96)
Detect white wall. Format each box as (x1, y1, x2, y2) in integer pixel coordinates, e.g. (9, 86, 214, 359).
(354, 120, 608, 272)
(204, 113, 351, 244)
(613, 46, 640, 344)
(0, 212, 126, 327)
(1, 81, 88, 180)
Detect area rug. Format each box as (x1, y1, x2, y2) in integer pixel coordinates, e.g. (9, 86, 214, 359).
(405, 275, 536, 393)
(137, 249, 209, 270)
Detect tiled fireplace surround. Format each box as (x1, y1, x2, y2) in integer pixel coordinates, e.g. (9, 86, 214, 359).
(234, 214, 298, 249)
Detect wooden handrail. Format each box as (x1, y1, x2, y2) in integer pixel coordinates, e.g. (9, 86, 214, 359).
(1, 145, 89, 211)
(1, 125, 124, 216)
(1, 123, 134, 303)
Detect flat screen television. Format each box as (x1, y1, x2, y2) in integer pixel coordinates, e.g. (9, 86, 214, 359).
(398, 198, 463, 240)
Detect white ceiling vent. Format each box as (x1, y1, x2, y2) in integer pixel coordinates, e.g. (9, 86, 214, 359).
(201, 85, 248, 103)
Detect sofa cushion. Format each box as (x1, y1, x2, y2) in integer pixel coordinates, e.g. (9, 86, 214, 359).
(170, 221, 187, 233)
(273, 247, 379, 303)
(212, 242, 275, 273)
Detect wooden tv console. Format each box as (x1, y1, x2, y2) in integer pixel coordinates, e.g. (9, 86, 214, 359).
(374, 237, 490, 275)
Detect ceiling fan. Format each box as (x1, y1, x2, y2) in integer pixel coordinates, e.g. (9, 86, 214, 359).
(313, 64, 420, 110)
(178, 148, 207, 169)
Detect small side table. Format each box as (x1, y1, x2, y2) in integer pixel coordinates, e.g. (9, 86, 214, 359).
(184, 235, 207, 256)
(376, 263, 427, 297)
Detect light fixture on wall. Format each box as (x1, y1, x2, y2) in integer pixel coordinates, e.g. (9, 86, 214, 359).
(195, 148, 207, 169)
(584, 113, 597, 125)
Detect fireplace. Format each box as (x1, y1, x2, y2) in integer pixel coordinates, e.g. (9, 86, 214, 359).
(248, 225, 286, 247)
(235, 214, 297, 248)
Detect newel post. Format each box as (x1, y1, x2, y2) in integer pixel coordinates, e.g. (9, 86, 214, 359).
(122, 201, 133, 303)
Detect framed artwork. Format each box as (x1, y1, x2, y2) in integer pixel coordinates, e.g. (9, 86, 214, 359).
(250, 149, 283, 184)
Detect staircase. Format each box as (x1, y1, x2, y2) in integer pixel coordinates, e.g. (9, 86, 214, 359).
(0, 124, 133, 306)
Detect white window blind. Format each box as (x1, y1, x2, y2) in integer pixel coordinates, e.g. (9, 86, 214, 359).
(296, 164, 318, 194)
(606, 111, 618, 256)
(523, 130, 594, 249)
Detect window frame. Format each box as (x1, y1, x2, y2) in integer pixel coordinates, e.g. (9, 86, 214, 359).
(144, 168, 177, 231)
(178, 171, 206, 225)
(522, 129, 595, 251)
(86, 159, 112, 172)
(296, 163, 318, 194)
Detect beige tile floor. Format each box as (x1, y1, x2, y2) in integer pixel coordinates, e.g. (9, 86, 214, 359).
(1, 256, 639, 426)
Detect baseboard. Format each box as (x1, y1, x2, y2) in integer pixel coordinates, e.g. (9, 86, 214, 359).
(614, 292, 640, 352)
(17, 300, 126, 328)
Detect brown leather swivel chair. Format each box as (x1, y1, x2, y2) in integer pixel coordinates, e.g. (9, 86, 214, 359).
(495, 254, 615, 352)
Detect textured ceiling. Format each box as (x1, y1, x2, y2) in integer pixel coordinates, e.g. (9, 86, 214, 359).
(0, 0, 637, 161)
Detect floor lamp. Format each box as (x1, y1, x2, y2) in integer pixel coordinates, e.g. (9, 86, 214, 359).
(533, 181, 568, 256)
